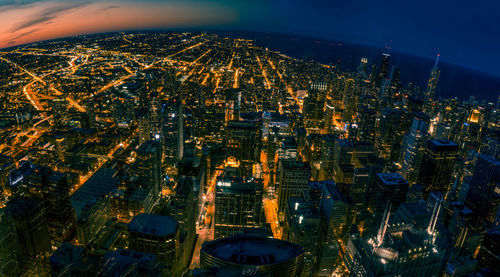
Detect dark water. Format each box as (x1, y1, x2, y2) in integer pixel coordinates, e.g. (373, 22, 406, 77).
(215, 31, 500, 102)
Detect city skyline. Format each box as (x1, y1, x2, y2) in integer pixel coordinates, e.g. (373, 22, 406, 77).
(1, 0, 499, 77)
(0, 2, 499, 276)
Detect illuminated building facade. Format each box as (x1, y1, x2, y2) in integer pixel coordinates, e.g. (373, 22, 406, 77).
(214, 176, 263, 239)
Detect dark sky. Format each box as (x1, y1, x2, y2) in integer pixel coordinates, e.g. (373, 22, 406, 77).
(1, 0, 498, 77)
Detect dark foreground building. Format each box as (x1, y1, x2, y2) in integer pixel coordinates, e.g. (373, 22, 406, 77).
(200, 235, 304, 277)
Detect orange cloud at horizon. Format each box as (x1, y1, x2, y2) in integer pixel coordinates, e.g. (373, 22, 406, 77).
(0, 1, 237, 49)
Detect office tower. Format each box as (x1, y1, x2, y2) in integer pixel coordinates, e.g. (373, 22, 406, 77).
(163, 97, 182, 164)
(225, 120, 261, 175)
(128, 214, 180, 267)
(356, 98, 377, 143)
(225, 89, 241, 122)
(464, 154, 500, 228)
(214, 176, 263, 239)
(148, 91, 163, 141)
(400, 112, 430, 183)
(303, 89, 325, 130)
(388, 65, 401, 99)
(417, 139, 459, 196)
(109, 185, 156, 222)
(476, 228, 500, 274)
(318, 182, 353, 275)
(5, 197, 51, 257)
(171, 176, 198, 269)
(200, 235, 305, 277)
(379, 52, 391, 80)
(177, 101, 184, 161)
(284, 197, 322, 275)
(277, 161, 311, 215)
(71, 167, 117, 246)
(369, 173, 409, 215)
(357, 57, 368, 76)
(346, 196, 446, 277)
(350, 155, 385, 223)
(320, 134, 337, 178)
(137, 110, 150, 144)
(334, 139, 353, 166)
(425, 54, 441, 100)
(376, 108, 403, 161)
(135, 140, 162, 199)
(8, 161, 76, 245)
(324, 100, 336, 133)
(0, 209, 21, 276)
(434, 123, 452, 140)
(50, 242, 91, 276)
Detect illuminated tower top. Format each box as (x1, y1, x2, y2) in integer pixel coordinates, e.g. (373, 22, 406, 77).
(425, 54, 441, 101)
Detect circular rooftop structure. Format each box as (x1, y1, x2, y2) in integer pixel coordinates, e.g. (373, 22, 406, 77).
(128, 213, 178, 237)
(201, 235, 304, 277)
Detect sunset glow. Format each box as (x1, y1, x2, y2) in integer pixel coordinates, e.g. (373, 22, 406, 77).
(0, 0, 236, 48)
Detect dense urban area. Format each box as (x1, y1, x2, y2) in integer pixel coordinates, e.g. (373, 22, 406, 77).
(0, 32, 498, 276)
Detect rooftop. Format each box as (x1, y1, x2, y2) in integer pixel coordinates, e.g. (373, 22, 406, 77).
(128, 213, 178, 237)
(377, 173, 408, 186)
(202, 235, 303, 265)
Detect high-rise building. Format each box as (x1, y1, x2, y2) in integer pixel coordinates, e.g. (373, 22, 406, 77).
(135, 140, 162, 199)
(417, 139, 459, 196)
(214, 176, 263, 239)
(464, 154, 500, 227)
(8, 161, 76, 245)
(0, 209, 21, 276)
(376, 108, 404, 161)
(128, 214, 180, 267)
(5, 197, 51, 257)
(303, 89, 326, 130)
(476, 228, 500, 275)
(284, 197, 322, 275)
(356, 100, 377, 143)
(148, 91, 163, 141)
(277, 161, 311, 216)
(225, 120, 261, 175)
(201, 235, 305, 277)
(71, 167, 117, 247)
(400, 112, 430, 183)
(346, 195, 446, 277)
(369, 173, 409, 215)
(318, 182, 353, 275)
(425, 54, 441, 101)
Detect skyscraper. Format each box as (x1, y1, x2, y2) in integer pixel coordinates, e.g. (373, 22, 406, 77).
(5, 197, 51, 257)
(0, 209, 21, 276)
(214, 176, 263, 239)
(417, 139, 459, 196)
(369, 173, 409, 215)
(399, 112, 430, 183)
(277, 161, 311, 216)
(464, 154, 500, 227)
(135, 140, 162, 199)
(425, 54, 441, 100)
(225, 120, 261, 175)
(128, 214, 180, 267)
(346, 196, 446, 277)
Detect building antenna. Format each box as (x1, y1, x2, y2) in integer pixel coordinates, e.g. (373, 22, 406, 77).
(434, 53, 440, 68)
(376, 201, 392, 247)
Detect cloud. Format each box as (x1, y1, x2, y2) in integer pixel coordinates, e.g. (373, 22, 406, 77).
(0, 0, 47, 12)
(9, 27, 41, 40)
(102, 4, 119, 12)
(10, 1, 91, 32)
(0, 0, 44, 6)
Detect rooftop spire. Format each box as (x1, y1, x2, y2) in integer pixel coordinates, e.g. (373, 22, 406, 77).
(434, 53, 440, 68)
(377, 201, 392, 247)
